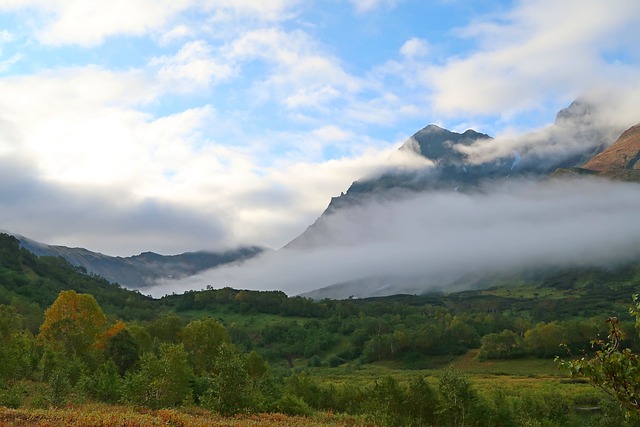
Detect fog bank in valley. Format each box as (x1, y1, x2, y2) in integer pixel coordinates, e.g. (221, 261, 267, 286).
(148, 177, 640, 298)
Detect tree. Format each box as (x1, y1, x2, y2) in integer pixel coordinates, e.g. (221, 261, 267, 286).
(180, 317, 230, 375)
(367, 376, 407, 425)
(405, 376, 437, 426)
(559, 295, 640, 416)
(245, 350, 268, 384)
(146, 313, 183, 344)
(37, 290, 107, 357)
(437, 368, 477, 427)
(123, 343, 192, 408)
(202, 342, 253, 415)
(523, 321, 564, 357)
(478, 329, 524, 360)
(81, 360, 123, 403)
(104, 328, 140, 376)
(0, 305, 36, 382)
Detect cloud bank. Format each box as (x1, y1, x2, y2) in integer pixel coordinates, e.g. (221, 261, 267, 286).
(148, 178, 640, 297)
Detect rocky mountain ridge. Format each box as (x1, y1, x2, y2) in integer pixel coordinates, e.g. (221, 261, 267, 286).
(287, 100, 621, 250)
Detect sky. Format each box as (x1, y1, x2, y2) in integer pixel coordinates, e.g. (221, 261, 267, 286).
(1, 0, 640, 256)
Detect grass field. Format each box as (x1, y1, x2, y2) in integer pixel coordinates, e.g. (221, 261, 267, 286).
(302, 350, 602, 406)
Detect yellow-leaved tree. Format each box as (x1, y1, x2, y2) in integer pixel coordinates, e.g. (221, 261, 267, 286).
(37, 290, 107, 357)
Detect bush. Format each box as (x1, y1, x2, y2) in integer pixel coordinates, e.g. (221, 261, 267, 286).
(307, 355, 322, 367)
(272, 394, 313, 416)
(79, 361, 123, 403)
(0, 383, 25, 408)
(327, 354, 344, 368)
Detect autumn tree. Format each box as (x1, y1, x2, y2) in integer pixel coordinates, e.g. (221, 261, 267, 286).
(37, 290, 107, 357)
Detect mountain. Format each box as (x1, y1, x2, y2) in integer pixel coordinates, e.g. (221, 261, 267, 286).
(287, 100, 618, 250)
(12, 233, 264, 289)
(284, 101, 638, 299)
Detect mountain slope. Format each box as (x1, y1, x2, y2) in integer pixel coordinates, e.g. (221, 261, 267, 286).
(13, 233, 264, 289)
(552, 123, 640, 182)
(282, 102, 638, 300)
(287, 101, 618, 250)
(583, 123, 640, 171)
(581, 123, 640, 182)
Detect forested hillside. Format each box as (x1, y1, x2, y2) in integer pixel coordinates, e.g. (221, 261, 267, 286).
(1, 232, 640, 425)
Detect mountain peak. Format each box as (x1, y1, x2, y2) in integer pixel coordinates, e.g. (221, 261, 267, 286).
(554, 99, 597, 124)
(399, 125, 491, 162)
(421, 124, 447, 132)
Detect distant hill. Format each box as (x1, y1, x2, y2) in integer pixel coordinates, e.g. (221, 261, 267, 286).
(12, 233, 265, 289)
(0, 233, 155, 323)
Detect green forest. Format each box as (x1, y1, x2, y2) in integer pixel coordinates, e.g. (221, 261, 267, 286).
(1, 232, 640, 426)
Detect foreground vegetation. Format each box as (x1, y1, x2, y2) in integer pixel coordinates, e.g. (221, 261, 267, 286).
(0, 403, 365, 426)
(2, 233, 640, 425)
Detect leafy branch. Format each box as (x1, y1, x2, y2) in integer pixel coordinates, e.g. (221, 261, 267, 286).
(558, 295, 640, 415)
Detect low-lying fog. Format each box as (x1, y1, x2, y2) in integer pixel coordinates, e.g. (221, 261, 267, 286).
(147, 177, 640, 298)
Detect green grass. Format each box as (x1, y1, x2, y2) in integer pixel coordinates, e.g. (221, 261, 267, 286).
(447, 349, 562, 376)
(483, 284, 570, 299)
(301, 350, 600, 400)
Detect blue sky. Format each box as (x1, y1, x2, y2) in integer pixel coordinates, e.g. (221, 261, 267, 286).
(0, 0, 639, 256)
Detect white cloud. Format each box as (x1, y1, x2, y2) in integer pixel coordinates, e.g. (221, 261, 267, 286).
(227, 28, 363, 110)
(425, 0, 640, 117)
(159, 25, 195, 45)
(0, 53, 21, 72)
(0, 0, 298, 46)
(151, 40, 233, 92)
(344, 92, 422, 126)
(347, 0, 402, 13)
(311, 125, 352, 142)
(400, 37, 428, 59)
(0, 29, 13, 43)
